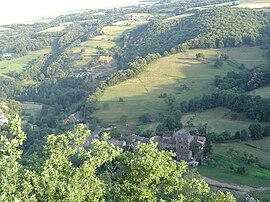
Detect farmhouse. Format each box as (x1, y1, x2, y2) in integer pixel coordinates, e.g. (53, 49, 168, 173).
(1, 53, 12, 59)
(68, 111, 81, 123)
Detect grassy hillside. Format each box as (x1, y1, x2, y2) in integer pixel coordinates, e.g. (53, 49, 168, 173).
(71, 21, 147, 68)
(222, 46, 269, 69)
(94, 47, 267, 124)
(181, 107, 259, 134)
(247, 85, 270, 98)
(0, 48, 50, 77)
(198, 137, 270, 187)
(198, 166, 270, 187)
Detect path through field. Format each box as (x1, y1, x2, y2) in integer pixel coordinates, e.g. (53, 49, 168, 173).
(204, 177, 270, 193)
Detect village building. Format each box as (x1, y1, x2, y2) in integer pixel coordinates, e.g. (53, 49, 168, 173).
(1, 53, 12, 59)
(129, 129, 206, 163)
(83, 126, 205, 164)
(175, 129, 194, 161)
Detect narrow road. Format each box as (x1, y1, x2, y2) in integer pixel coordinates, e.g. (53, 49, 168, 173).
(204, 177, 270, 193)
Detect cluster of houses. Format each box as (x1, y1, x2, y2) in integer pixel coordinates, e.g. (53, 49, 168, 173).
(0, 53, 12, 59)
(85, 128, 206, 166)
(75, 72, 92, 79)
(129, 129, 206, 164)
(65, 111, 206, 165)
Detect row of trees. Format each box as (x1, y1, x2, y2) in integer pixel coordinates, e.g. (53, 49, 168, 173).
(201, 122, 270, 144)
(214, 64, 270, 91)
(180, 90, 270, 122)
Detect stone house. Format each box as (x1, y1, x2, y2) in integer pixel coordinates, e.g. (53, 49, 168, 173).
(129, 129, 205, 162)
(175, 129, 194, 161)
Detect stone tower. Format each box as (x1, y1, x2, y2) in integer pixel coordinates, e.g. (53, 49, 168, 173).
(174, 129, 194, 161)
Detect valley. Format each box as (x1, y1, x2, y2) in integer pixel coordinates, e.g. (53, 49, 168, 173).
(1, 0, 270, 201)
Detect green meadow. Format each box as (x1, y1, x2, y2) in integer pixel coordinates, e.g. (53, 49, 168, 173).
(222, 46, 269, 69)
(181, 107, 259, 134)
(247, 85, 270, 98)
(94, 47, 268, 124)
(198, 137, 270, 187)
(71, 21, 146, 68)
(0, 49, 50, 77)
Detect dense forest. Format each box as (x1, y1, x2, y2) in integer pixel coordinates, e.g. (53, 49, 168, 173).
(214, 64, 270, 91)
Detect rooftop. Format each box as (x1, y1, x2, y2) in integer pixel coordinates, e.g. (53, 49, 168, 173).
(174, 129, 193, 139)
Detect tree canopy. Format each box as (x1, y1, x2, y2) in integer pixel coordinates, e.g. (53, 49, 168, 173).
(0, 116, 235, 201)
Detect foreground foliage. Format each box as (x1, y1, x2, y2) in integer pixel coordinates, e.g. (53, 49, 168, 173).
(0, 117, 235, 201)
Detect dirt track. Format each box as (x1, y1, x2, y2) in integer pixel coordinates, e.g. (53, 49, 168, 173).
(204, 177, 270, 193)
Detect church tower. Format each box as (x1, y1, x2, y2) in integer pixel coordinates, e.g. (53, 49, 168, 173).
(174, 129, 194, 161)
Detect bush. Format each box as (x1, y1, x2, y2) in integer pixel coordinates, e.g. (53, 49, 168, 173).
(102, 104, 110, 110)
(139, 113, 152, 123)
(195, 53, 206, 60)
(119, 98, 124, 102)
(119, 115, 128, 124)
(236, 166, 246, 175)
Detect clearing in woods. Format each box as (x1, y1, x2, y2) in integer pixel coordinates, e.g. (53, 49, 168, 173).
(21, 102, 43, 118)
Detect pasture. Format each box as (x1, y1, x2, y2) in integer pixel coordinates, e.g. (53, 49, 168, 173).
(71, 21, 146, 68)
(21, 102, 43, 118)
(39, 24, 68, 33)
(222, 46, 269, 69)
(94, 47, 267, 124)
(247, 85, 270, 98)
(181, 107, 258, 134)
(0, 48, 50, 77)
(94, 49, 233, 122)
(163, 14, 194, 22)
(198, 137, 270, 187)
(236, 0, 270, 8)
(214, 138, 270, 165)
(198, 166, 270, 187)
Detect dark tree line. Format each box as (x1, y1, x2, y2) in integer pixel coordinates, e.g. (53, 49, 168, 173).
(0, 34, 54, 56)
(180, 90, 270, 122)
(214, 65, 270, 91)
